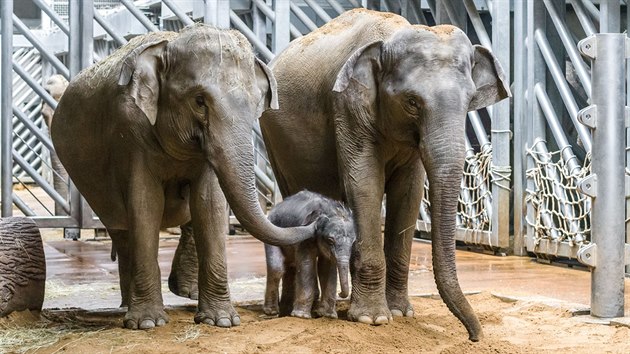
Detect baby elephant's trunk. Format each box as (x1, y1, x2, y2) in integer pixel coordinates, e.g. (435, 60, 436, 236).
(337, 259, 350, 298)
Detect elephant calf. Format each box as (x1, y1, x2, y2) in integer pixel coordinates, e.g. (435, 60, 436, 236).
(0, 217, 46, 317)
(264, 190, 356, 319)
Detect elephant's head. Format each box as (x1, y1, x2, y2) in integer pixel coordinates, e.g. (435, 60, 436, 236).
(117, 25, 314, 246)
(42, 75, 68, 129)
(314, 209, 356, 299)
(333, 25, 510, 341)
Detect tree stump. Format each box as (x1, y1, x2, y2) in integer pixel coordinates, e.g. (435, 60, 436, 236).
(0, 217, 46, 317)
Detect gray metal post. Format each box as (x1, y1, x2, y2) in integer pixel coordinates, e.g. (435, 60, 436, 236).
(577, 33, 626, 318)
(599, 0, 620, 33)
(512, 0, 526, 255)
(272, 0, 290, 54)
(525, 1, 548, 251)
(204, 0, 230, 28)
(490, 0, 510, 250)
(626, 0, 630, 275)
(67, 0, 94, 237)
(1, 0, 14, 216)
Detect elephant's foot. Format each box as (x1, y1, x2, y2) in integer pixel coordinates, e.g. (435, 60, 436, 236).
(290, 308, 312, 319)
(124, 304, 169, 330)
(195, 301, 241, 328)
(263, 301, 279, 316)
(348, 294, 392, 325)
(314, 302, 338, 319)
(168, 272, 198, 300)
(387, 291, 414, 317)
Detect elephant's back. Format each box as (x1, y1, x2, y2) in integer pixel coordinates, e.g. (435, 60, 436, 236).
(271, 9, 409, 97)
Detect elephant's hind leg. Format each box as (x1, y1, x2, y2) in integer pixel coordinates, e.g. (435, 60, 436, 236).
(168, 221, 199, 300)
(190, 169, 240, 328)
(383, 160, 424, 318)
(263, 244, 284, 315)
(108, 229, 131, 308)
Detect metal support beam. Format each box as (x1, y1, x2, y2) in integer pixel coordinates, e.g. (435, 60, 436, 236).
(577, 33, 626, 318)
(599, 0, 620, 33)
(490, 0, 510, 249)
(1, 0, 13, 216)
(204, 0, 230, 28)
(272, 0, 290, 54)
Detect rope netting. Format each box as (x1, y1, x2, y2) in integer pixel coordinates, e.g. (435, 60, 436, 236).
(525, 145, 591, 247)
(420, 146, 495, 232)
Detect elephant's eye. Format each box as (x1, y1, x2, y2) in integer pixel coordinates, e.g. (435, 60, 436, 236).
(326, 237, 335, 245)
(195, 95, 205, 107)
(408, 98, 418, 108)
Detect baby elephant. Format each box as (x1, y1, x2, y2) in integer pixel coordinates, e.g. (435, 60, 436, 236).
(264, 191, 356, 319)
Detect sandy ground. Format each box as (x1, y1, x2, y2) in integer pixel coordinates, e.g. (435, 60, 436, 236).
(2, 292, 630, 354)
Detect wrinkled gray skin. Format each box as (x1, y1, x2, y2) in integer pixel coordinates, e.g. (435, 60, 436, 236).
(42, 75, 69, 216)
(260, 9, 511, 341)
(0, 217, 46, 317)
(263, 190, 356, 319)
(51, 25, 315, 330)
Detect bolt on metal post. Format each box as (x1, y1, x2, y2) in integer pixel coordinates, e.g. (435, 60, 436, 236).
(577, 33, 627, 318)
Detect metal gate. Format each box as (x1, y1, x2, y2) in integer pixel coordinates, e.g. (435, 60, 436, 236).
(1, 1, 510, 250)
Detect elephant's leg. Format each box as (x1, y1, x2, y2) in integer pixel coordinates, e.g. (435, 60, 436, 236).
(314, 256, 338, 319)
(279, 263, 296, 317)
(108, 229, 131, 307)
(384, 159, 424, 318)
(124, 167, 168, 330)
(263, 244, 285, 315)
(190, 170, 240, 328)
(291, 245, 318, 318)
(168, 221, 199, 300)
(343, 154, 390, 325)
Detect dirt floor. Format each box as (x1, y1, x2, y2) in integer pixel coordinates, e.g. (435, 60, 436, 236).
(2, 292, 630, 354)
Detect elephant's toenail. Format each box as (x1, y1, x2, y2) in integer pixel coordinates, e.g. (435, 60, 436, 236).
(124, 320, 137, 329)
(357, 315, 373, 324)
(202, 318, 215, 326)
(390, 309, 403, 317)
(156, 319, 166, 326)
(216, 318, 232, 327)
(232, 316, 241, 326)
(139, 319, 155, 329)
(405, 310, 414, 317)
(374, 315, 389, 325)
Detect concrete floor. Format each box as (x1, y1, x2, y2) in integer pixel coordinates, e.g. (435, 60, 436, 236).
(40, 229, 630, 315)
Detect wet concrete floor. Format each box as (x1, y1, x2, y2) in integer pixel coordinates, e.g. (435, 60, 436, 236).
(41, 229, 630, 314)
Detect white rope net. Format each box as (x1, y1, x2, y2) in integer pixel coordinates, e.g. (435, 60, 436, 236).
(420, 146, 494, 232)
(525, 147, 591, 247)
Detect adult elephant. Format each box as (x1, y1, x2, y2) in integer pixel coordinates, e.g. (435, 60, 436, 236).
(260, 9, 510, 341)
(51, 25, 314, 330)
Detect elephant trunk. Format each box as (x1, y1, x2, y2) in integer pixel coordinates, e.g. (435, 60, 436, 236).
(337, 258, 350, 298)
(423, 128, 482, 342)
(210, 124, 315, 247)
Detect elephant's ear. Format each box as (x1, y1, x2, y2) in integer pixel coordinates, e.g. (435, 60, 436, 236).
(118, 39, 168, 125)
(333, 41, 383, 101)
(468, 45, 512, 112)
(254, 57, 279, 117)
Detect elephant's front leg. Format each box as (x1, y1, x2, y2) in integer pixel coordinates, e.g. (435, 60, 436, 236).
(190, 169, 240, 328)
(343, 153, 390, 325)
(291, 243, 318, 318)
(384, 159, 424, 318)
(314, 257, 338, 319)
(124, 168, 168, 330)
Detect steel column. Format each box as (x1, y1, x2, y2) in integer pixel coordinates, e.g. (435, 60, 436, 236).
(599, 0, 620, 33)
(204, 0, 230, 28)
(578, 33, 626, 318)
(526, 0, 549, 251)
(512, 0, 527, 255)
(272, 0, 290, 54)
(1, 0, 14, 216)
(490, 0, 510, 249)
